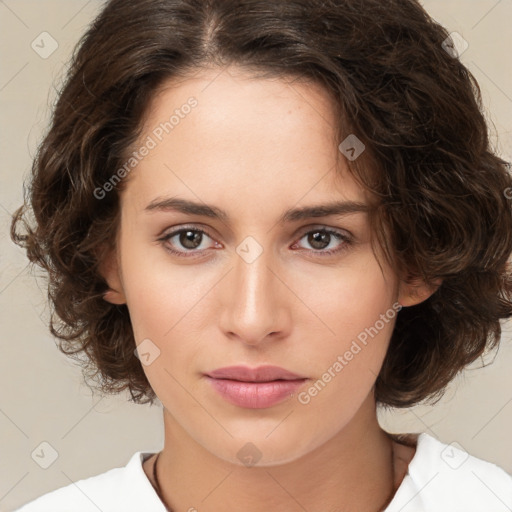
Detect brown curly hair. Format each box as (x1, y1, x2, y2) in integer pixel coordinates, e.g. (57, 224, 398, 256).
(11, 0, 512, 407)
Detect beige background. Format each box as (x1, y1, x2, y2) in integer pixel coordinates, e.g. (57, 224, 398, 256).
(1, 0, 511, 510)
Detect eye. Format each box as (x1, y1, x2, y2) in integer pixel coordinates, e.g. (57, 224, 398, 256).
(291, 227, 352, 256)
(158, 226, 219, 258)
(158, 225, 353, 259)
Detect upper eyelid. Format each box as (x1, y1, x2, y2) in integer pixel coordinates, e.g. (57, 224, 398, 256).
(159, 225, 216, 241)
(295, 224, 352, 238)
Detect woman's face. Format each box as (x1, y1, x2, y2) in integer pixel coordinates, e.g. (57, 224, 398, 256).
(103, 66, 423, 466)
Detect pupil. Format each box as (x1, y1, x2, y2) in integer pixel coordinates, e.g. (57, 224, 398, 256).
(309, 231, 329, 249)
(181, 230, 201, 249)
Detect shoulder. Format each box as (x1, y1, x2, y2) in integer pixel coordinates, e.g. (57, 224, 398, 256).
(14, 451, 165, 512)
(387, 432, 512, 512)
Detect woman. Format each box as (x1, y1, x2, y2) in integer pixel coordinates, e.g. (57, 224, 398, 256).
(11, 0, 512, 510)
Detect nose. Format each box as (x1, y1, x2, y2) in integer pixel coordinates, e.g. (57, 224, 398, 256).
(218, 245, 291, 347)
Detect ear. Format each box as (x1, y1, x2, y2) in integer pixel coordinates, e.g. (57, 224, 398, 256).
(397, 275, 442, 307)
(97, 246, 126, 305)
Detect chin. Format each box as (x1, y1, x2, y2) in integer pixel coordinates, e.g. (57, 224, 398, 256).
(199, 428, 323, 468)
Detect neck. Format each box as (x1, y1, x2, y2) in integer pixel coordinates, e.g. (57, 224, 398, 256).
(153, 394, 400, 512)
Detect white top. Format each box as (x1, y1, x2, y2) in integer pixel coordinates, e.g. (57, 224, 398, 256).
(14, 432, 512, 512)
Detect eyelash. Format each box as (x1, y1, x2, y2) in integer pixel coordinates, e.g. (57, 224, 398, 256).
(157, 225, 353, 259)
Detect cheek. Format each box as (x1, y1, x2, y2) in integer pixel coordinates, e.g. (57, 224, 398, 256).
(118, 233, 202, 338)
(295, 249, 396, 341)
(293, 252, 397, 399)
(118, 238, 218, 392)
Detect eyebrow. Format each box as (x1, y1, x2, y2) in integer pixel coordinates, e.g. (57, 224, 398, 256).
(145, 197, 369, 223)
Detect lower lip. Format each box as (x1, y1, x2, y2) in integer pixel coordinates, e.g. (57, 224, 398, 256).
(205, 376, 308, 409)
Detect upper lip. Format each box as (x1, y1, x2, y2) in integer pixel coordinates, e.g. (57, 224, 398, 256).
(206, 365, 305, 382)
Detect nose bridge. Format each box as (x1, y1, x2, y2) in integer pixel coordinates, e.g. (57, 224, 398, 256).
(220, 239, 286, 343)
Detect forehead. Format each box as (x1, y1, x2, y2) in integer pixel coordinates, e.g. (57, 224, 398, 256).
(121, 66, 369, 215)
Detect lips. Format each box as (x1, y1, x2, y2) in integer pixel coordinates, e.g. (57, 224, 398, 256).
(205, 365, 305, 382)
(204, 365, 308, 409)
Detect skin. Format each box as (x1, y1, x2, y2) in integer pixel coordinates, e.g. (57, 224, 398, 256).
(101, 65, 438, 512)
